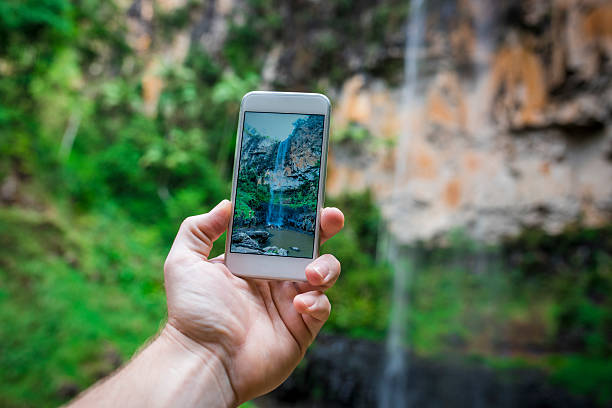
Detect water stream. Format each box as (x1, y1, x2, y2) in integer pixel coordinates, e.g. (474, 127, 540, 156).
(379, 0, 426, 406)
(267, 137, 291, 226)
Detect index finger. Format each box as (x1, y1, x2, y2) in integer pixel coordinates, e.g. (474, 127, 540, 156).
(320, 207, 344, 245)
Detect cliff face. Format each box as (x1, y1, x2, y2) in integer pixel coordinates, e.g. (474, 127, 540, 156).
(239, 129, 277, 176)
(284, 116, 324, 185)
(327, 0, 612, 243)
(239, 115, 323, 195)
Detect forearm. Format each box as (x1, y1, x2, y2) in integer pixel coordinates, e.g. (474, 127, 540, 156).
(68, 325, 236, 408)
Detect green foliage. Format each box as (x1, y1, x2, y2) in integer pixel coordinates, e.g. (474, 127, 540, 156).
(212, 71, 260, 106)
(0, 0, 74, 38)
(224, 23, 262, 77)
(333, 121, 372, 143)
(287, 180, 319, 211)
(550, 355, 612, 405)
(234, 166, 270, 225)
(327, 190, 380, 255)
(323, 191, 393, 339)
(0, 2, 249, 404)
(0, 207, 166, 407)
(504, 226, 612, 359)
(235, 192, 255, 219)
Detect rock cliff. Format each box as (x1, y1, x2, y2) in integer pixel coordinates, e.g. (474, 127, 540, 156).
(327, 0, 612, 243)
(240, 115, 323, 195)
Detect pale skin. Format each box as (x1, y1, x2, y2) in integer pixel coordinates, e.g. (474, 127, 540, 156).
(68, 200, 344, 408)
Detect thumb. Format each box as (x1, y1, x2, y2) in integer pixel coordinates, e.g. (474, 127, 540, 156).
(171, 199, 232, 259)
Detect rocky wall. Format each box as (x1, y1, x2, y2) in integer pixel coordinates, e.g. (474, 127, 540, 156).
(328, 0, 612, 243)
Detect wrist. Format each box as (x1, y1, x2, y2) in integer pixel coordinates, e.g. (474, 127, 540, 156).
(159, 324, 238, 408)
(69, 324, 237, 408)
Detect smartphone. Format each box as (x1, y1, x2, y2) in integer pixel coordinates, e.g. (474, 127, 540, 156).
(225, 91, 331, 281)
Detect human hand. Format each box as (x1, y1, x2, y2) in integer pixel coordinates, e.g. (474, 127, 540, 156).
(162, 200, 344, 406)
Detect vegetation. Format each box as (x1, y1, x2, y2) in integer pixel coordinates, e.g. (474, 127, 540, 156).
(234, 166, 270, 220)
(0, 2, 229, 405)
(0, 206, 167, 406)
(324, 191, 394, 339)
(406, 227, 612, 405)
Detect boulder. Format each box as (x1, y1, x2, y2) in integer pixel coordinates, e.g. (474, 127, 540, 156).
(232, 232, 260, 250)
(247, 230, 270, 245)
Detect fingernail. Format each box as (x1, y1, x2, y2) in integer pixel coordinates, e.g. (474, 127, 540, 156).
(300, 294, 317, 309)
(313, 265, 328, 283)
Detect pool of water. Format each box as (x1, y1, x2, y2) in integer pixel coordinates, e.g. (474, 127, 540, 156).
(265, 226, 314, 258)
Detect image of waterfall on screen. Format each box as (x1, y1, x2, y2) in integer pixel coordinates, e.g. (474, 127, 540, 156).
(230, 112, 324, 258)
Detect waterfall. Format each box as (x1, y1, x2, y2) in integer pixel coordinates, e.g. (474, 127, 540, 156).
(267, 137, 291, 227)
(379, 0, 426, 407)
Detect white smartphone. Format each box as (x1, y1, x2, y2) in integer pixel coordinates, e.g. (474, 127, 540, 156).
(225, 91, 331, 281)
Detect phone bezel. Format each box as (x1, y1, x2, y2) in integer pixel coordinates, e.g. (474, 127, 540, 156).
(224, 91, 331, 281)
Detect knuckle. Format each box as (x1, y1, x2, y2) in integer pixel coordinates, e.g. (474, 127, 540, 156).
(163, 256, 174, 279)
(323, 254, 341, 274)
(331, 255, 341, 271)
(164, 251, 179, 271)
(321, 253, 335, 264)
(180, 216, 194, 231)
(321, 295, 332, 315)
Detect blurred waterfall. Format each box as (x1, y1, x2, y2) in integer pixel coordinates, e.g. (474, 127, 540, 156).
(378, 0, 426, 407)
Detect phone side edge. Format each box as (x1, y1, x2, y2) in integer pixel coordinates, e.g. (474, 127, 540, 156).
(313, 94, 331, 260)
(224, 98, 247, 263)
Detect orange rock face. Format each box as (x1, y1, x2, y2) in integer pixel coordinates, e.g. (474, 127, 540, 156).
(328, 0, 612, 243)
(583, 5, 612, 42)
(414, 148, 438, 180)
(142, 61, 163, 117)
(444, 179, 462, 208)
(426, 72, 467, 132)
(489, 42, 548, 128)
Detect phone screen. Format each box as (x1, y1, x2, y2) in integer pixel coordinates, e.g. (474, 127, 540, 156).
(230, 111, 325, 258)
